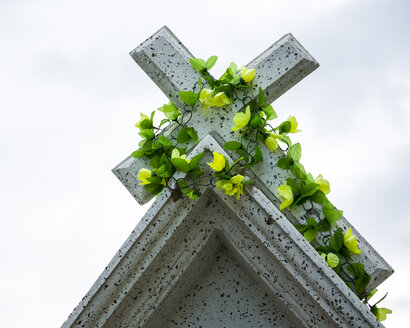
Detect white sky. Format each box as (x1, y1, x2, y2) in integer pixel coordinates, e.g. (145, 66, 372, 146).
(1, 0, 409, 327)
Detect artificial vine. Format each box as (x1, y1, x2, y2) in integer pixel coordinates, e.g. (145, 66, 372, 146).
(131, 56, 391, 322)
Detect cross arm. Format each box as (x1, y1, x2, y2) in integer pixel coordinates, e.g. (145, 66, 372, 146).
(114, 26, 319, 205)
(247, 33, 319, 104)
(130, 25, 201, 109)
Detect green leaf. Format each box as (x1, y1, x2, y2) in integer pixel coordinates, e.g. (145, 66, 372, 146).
(310, 190, 328, 205)
(189, 152, 204, 169)
(158, 103, 180, 120)
(159, 118, 170, 127)
(141, 139, 153, 150)
(323, 206, 343, 224)
(144, 183, 164, 195)
(149, 155, 161, 169)
(151, 139, 163, 150)
(329, 229, 344, 252)
(285, 178, 301, 194)
(301, 183, 319, 198)
(177, 179, 188, 189)
(185, 189, 201, 200)
(306, 217, 318, 229)
(198, 77, 202, 90)
(347, 263, 365, 277)
(294, 224, 308, 232)
(288, 143, 301, 162)
(372, 307, 392, 322)
(189, 58, 206, 72)
(249, 115, 263, 129)
(187, 127, 198, 142)
(158, 136, 172, 147)
(177, 127, 192, 144)
(339, 245, 352, 260)
(229, 62, 237, 74)
(139, 128, 155, 140)
(316, 246, 332, 253)
(236, 148, 249, 162)
(179, 91, 199, 105)
(224, 141, 242, 150)
(131, 148, 145, 159)
(355, 273, 371, 295)
(278, 135, 292, 148)
(304, 228, 318, 243)
(279, 121, 291, 134)
(206, 56, 218, 70)
(139, 119, 153, 129)
(261, 104, 277, 121)
(171, 158, 190, 173)
(290, 162, 307, 180)
(277, 157, 290, 170)
(258, 87, 265, 106)
(156, 164, 174, 178)
(318, 219, 331, 232)
(252, 146, 263, 165)
(326, 253, 340, 268)
(191, 166, 203, 178)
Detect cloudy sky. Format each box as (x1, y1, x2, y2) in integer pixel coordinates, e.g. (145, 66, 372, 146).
(1, 0, 409, 327)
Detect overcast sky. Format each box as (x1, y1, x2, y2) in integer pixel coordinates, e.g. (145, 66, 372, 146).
(1, 0, 409, 327)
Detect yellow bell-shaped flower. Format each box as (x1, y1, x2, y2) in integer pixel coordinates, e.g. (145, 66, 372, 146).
(265, 133, 282, 152)
(207, 152, 226, 172)
(314, 174, 331, 195)
(343, 228, 361, 255)
(240, 66, 255, 83)
(199, 88, 214, 108)
(278, 184, 294, 210)
(211, 92, 230, 107)
(216, 174, 244, 199)
(135, 113, 150, 128)
(287, 115, 301, 133)
(231, 106, 251, 131)
(171, 148, 190, 163)
(137, 168, 152, 185)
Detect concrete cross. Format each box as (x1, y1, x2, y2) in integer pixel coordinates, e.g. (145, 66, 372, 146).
(113, 26, 392, 291)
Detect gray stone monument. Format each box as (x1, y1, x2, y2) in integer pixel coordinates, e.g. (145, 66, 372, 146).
(61, 26, 393, 328)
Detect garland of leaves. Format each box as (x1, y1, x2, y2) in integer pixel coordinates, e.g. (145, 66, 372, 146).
(131, 56, 391, 322)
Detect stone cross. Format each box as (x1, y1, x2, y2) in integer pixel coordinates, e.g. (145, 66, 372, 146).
(114, 26, 392, 290)
(61, 26, 393, 328)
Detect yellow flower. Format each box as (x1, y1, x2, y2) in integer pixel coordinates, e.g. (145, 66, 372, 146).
(231, 106, 251, 131)
(216, 174, 244, 199)
(278, 184, 294, 210)
(199, 88, 214, 109)
(314, 174, 330, 195)
(207, 152, 226, 172)
(240, 66, 255, 83)
(135, 113, 150, 128)
(199, 89, 230, 112)
(343, 228, 361, 255)
(171, 148, 190, 163)
(211, 92, 230, 107)
(287, 115, 301, 133)
(264, 133, 283, 152)
(137, 168, 151, 185)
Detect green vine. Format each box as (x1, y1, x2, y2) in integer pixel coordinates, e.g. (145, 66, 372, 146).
(131, 55, 391, 322)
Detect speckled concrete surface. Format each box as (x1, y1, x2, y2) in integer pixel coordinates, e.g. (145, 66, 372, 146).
(113, 26, 392, 291)
(63, 135, 386, 328)
(144, 237, 301, 328)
